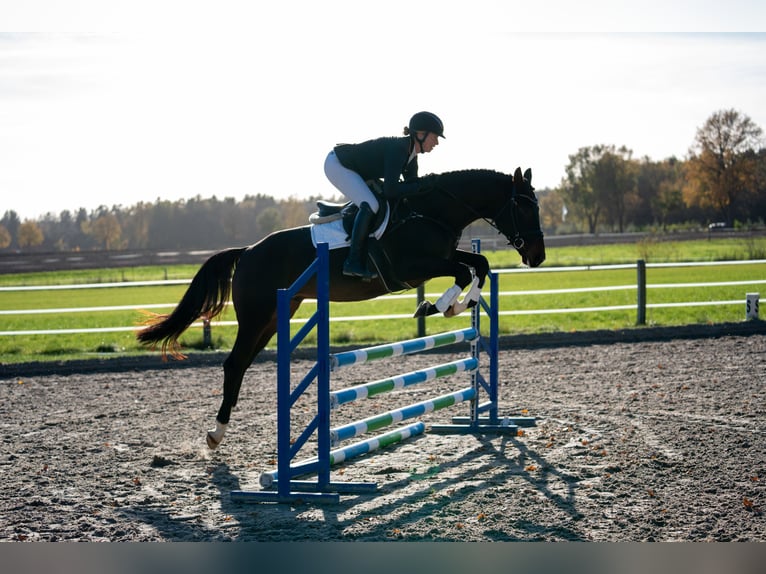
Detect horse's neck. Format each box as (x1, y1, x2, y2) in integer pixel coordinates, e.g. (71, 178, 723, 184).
(430, 176, 505, 230)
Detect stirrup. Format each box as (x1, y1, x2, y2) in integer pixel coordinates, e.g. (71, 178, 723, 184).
(343, 259, 378, 280)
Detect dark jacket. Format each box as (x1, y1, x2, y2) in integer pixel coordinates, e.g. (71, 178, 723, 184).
(333, 136, 421, 199)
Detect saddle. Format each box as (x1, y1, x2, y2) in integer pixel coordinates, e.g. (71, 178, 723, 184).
(311, 180, 387, 232)
(311, 199, 388, 237)
(309, 181, 415, 292)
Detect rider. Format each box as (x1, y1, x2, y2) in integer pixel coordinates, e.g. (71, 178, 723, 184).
(324, 111, 445, 280)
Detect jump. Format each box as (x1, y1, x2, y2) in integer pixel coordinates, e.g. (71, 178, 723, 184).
(136, 166, 546, 448)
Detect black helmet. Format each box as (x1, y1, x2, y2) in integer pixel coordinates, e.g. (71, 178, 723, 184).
(408, 111, 445, 138)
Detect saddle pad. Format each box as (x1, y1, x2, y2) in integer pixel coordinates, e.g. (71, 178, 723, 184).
(310, 209, 390, 250)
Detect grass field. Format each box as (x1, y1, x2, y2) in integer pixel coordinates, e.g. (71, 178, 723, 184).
(1, 236, 765, 364)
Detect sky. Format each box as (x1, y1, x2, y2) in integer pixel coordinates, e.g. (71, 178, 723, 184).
(2, 1, 766, 221)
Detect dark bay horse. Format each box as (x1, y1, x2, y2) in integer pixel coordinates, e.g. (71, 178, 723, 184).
(137, 166, 545, 448)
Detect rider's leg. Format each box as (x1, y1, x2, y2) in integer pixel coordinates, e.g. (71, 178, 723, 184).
(343, 201, 378, 279)
(324, 151, 380, 279)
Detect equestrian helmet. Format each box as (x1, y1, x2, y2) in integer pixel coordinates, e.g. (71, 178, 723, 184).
(408, 111, 445, 138)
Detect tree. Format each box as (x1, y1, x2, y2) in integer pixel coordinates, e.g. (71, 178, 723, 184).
(747, 149, 766, 222)
(536, 188, 565, 233)
(17, 220, 44, 248)
(684, 109, 764, 225)
(636, 157, 686, 230)
(558, 147, 600, 233)
(0, 224, 10, 249)
(122, 203, 151, 249)
(592, 145, 636, 233)
(85, 213, 123, 250)
(1, 211, 21, 249)
(280, 197, 312, 229)
(557, 145, 635, 233)
(255, 206, 283, 237)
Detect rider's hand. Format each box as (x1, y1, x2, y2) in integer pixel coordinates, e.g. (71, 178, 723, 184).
(417, 174, 438, 195)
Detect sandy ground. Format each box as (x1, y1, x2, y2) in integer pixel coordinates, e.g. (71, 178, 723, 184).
(1, 326, 765, 542)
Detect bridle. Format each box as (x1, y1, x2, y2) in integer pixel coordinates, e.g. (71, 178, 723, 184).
(497, 190, 544, 249)
(437, 175, 543, 249)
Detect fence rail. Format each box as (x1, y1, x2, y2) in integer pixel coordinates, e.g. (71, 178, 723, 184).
(1, 260, 764, 337)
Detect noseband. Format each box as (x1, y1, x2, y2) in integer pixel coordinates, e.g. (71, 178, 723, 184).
(490, 183, 543, 249)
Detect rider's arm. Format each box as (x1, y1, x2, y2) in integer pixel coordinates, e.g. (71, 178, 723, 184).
(381, 142, 421, 199)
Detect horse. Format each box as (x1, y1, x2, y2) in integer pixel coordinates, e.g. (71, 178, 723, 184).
(137, 166, 546, 449)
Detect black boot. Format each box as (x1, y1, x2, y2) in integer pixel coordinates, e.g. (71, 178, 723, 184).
(343, 202, 378, 280)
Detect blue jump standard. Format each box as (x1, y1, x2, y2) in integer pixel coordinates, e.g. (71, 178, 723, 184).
(230, 240, 536, 504)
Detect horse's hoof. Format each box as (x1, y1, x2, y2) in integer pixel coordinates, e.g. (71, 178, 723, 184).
(413, 301, 439, 318)
(412, 301, 429, 317)
(206, 432, 220, 450)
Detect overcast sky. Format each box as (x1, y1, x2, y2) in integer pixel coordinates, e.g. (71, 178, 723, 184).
(2, 1, 766, 220)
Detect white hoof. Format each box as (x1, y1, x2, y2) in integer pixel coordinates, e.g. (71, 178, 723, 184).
(206, 432, 221, 450)
(206, 421, 227, 450)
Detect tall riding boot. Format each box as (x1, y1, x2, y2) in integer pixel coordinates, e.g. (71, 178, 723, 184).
(343, 202, 378, 280)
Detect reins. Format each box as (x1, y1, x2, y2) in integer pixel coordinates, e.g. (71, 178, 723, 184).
(434, 174, 541, 249)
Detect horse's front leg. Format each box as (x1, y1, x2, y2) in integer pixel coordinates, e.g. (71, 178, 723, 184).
(399, 258, 474, 318)
(444, 251, 490, 316)
(443, 275, 481, 317)
(410, 252, 490, 318)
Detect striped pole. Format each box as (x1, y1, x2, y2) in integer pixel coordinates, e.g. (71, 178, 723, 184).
(330, 387, 476, 445)
(331, 327, 477, 370)
(260, 422, 426, 488)
(330, 357, 478, 408)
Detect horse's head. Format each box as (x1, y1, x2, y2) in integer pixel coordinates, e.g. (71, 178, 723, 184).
(493, 167, 546, 267)
(406, 166, 545, 267)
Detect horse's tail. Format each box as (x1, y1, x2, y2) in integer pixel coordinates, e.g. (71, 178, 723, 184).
(136, 247, 246, 358)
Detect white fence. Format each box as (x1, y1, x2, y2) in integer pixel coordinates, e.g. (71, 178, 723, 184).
(1, 260, 764, 337)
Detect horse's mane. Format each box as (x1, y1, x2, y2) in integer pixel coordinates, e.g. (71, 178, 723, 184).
(434, 168, 507, 180)
(428, 168, 510, 192)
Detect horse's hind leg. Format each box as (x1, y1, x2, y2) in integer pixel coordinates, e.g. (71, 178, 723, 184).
(206, 299, 303, 449)
(207, 328, 266, 449)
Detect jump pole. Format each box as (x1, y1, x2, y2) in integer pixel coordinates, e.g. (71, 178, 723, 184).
(430, 239, 535, 434)
(230, 239, 534, 504)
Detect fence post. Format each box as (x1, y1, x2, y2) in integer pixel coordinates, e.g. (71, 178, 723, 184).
(416, 284, 425, 337)
(202, 318, 212, 348)
(636, 259, 646, 325)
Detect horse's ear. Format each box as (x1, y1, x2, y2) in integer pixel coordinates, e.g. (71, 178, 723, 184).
(523, 168, 532, 184)
(513, 167, 522, 182)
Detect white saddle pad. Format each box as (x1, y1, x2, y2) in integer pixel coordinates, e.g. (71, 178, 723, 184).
(310, 208, 390, 250)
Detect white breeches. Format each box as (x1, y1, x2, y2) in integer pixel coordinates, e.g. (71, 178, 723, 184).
(324, 151, 380, 213)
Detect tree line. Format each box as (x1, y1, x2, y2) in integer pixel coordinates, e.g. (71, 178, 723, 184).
(0, 193, 325, 252)
(2, 109, 765, 253)
(541, 109, 766, 234)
